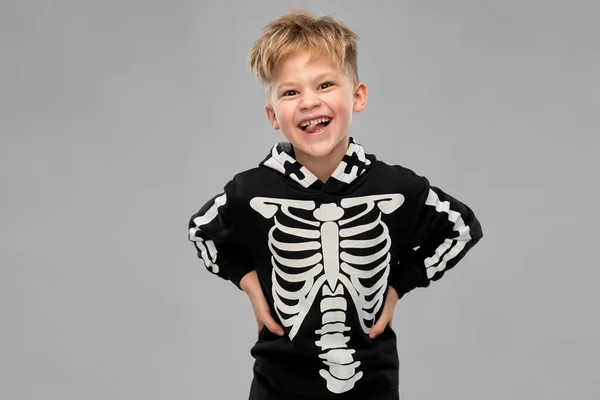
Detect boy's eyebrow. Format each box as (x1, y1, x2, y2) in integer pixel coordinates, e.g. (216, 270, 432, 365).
(276, 72, 338, 89)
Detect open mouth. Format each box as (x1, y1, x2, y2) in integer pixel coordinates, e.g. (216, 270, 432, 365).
(298, 117, 332, 134)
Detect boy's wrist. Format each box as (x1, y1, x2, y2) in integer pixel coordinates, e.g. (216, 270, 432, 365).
(239, 270, 258, 293)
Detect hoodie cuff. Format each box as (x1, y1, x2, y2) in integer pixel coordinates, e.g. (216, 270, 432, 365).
(389, 252, 430, 300)
(228, 266, 256, 291)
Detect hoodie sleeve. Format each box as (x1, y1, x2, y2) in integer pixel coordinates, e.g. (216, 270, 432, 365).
(188, 179, 254, 290)
(389, 173, 483, 299)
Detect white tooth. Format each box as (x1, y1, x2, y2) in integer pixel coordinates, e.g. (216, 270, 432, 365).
(300, 117, 331, 127)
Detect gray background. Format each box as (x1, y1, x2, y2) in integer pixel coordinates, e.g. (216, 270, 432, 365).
(1, 0, 598, 399)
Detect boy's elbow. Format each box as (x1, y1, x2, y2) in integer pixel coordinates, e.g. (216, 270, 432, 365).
(470, 215, 483, 242)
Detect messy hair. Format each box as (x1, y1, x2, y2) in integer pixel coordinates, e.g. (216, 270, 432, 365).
(248, 9, 359, 104)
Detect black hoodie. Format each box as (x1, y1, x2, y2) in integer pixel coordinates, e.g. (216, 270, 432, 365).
(188, 137, 483, 399)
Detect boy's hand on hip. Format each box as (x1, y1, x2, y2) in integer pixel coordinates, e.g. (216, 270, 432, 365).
(368, 286, 399, 339)
(240, 270, 285, 336)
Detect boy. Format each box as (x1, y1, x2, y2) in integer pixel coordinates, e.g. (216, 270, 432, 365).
(188, 9, 483, 400)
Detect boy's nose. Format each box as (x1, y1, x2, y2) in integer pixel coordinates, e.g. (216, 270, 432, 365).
(299, 93, 321, 109)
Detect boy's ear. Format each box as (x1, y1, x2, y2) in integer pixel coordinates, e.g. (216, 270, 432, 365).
(353, 82, 368, 113)
(265, 106, 280, 130)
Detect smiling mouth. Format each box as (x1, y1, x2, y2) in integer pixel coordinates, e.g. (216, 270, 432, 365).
(298, 119, 332, 131)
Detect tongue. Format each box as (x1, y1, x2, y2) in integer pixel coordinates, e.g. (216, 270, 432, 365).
(306, 122, 325, 133)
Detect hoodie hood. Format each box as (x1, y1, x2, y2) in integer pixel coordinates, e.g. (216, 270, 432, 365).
(259, 137, 376, 192)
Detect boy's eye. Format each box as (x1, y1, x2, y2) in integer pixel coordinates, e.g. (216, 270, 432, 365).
(282, 83, 332, 97)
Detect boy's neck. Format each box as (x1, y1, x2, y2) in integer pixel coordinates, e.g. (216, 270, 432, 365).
(293, 136, 349, 184)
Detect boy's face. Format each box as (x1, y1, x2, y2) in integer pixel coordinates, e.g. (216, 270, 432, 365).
(265, 51, 367, 163)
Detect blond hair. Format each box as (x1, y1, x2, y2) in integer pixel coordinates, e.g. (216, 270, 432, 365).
(248, 9, 359, 103)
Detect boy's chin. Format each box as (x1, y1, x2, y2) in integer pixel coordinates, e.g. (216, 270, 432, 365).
(290, 135, 348, 159)
(296, 147, 333, 159)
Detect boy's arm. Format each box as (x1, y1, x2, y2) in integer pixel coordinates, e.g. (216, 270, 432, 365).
(188, 179, 254, 290)
(390, 174, 484, 300)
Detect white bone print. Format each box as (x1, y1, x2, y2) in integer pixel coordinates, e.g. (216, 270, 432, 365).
(250, 194, 404, 394)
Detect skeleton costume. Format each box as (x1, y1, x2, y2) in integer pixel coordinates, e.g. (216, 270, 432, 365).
(188, 137, 483, 400)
